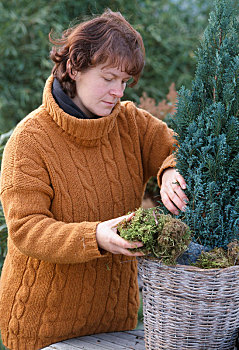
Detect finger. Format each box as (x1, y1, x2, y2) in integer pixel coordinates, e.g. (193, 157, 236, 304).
(111, 244, 144, 256)
(169, 189, 188, 212)
(129, 241, 144, 249)
(123, 250, 145, 257)
(175, 173, 187, 190)
(171, 184, 189, 206)
(110, 212, 135, 227)
(126, 212, 135, 221)
(165, 183, 185, 208)
(160, 190, 180, 215)
(110, 232, 143, 249)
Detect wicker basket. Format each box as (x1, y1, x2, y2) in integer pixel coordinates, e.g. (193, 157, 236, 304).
(137, 257, 239, 350)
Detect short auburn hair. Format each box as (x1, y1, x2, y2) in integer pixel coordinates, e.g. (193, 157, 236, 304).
(49, 9, 145, 98)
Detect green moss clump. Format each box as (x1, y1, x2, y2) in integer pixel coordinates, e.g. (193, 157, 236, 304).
(117, 207, 191, 265)
(194, 248, 231, 269)
(194, 241, 239, 269)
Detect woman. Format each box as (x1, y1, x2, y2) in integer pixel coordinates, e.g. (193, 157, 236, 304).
(0, 9, 188, 349)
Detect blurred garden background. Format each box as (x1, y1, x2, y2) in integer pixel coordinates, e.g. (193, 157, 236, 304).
(0, 0, 238, 348)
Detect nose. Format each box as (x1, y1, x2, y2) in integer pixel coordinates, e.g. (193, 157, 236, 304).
(110, 84, 125, 98)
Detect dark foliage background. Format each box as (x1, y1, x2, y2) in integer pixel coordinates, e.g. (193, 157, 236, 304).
(0, 1, 238, 346)
(0, 0, 217, 131)
(0, 0, 238, 271)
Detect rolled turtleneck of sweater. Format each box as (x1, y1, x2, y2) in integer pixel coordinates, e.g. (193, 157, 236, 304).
(0, 75, 176, 350)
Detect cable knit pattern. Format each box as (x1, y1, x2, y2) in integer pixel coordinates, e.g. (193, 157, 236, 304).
(101, 135, 125, 217)
(68, 144, 100, 220)
(0, 75, 176, 349)
(117, 108, 143, 205)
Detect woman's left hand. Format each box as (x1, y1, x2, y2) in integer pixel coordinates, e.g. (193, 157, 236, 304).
(160, 168, 189, 215)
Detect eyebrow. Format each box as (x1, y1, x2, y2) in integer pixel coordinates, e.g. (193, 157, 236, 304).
(101, 70, 131, 79)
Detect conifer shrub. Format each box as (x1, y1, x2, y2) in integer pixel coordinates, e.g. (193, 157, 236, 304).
(172, 0, 239, 250)
(118, 0, 239, 268)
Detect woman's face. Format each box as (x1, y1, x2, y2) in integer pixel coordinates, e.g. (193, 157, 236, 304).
(72, 64, 132, 118)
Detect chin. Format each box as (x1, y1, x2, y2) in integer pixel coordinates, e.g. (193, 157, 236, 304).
(98, 109, 114, 117)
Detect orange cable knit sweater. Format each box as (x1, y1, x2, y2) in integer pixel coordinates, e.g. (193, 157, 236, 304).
(0, 76, 176, 349)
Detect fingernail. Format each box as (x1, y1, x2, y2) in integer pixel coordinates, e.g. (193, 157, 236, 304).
(182, 206, 187, 212)
(182, 184, 186, 189)
(183, 198, 189, 203)
(175, 211, 179, 215)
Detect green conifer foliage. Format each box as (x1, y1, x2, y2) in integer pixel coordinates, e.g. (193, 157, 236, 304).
(172, 0, 239, 249)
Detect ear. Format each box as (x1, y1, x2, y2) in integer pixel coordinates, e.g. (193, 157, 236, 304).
(66, 59, 78, 80)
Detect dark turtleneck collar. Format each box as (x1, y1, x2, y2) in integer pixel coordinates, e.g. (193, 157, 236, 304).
(52, 78, 101, 120)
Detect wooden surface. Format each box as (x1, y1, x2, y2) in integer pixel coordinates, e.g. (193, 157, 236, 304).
(42, 329, 145, 350)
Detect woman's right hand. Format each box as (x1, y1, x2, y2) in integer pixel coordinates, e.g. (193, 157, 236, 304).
(96, 213, 144, 256)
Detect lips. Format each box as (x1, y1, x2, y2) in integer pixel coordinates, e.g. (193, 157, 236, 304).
(103, 101, 115, 106)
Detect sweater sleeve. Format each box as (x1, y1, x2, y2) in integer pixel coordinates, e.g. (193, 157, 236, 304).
(0, 128, 104, 265)
(126, 102, 177, 186)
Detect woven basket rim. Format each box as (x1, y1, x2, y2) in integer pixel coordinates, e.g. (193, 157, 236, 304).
(137, 256, 239, 273)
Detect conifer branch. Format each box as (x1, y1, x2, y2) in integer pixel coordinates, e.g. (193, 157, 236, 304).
(213, 28, 222, 102)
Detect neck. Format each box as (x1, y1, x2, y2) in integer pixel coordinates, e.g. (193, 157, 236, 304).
(71, 95, 95, 119)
